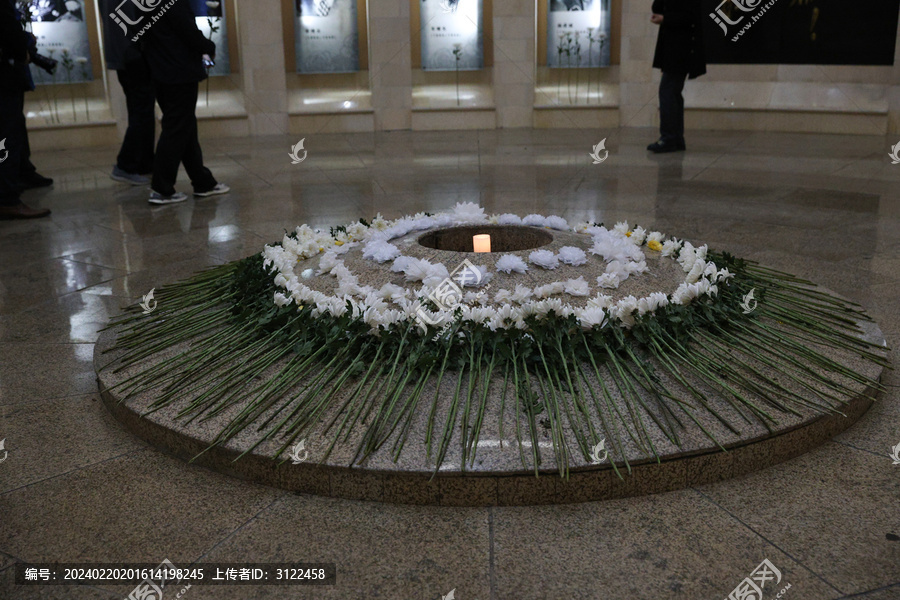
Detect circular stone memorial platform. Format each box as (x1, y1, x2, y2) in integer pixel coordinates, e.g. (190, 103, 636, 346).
(95, 206, 890, 506)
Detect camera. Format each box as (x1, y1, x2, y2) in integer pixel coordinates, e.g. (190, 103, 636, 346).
(30, 52, 58, 75)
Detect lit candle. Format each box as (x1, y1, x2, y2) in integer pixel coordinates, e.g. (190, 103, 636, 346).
(473, 234, 491, 253)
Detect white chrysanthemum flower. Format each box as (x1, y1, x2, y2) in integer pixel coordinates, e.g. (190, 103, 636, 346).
(533, 298, 564, 317)
(613, 221, 630, 236)
(462, 305, 493, 323)
(274, 292, 292, 307)
(637, 296, 654, 315)
(647, 231, 664, 244)
(716, 268, 734, 283)
(596, 273, 620, 289)
(671, 282, 698, 305)
(401, 258, 433, 282)
(545, 215, 569, 230)
(453, 202, 486, 221)
(624, 260, 648, 275)
(679, 241, 698, 272)
(587, 293, 613, 309)
(274, 273, 288, 289)
(661, 238, 682, 257)
(494, 288, 512, 303)
(511, 284, 533, 304)
(557, 246, 587, 266)
(577, 306, 607, 328)
(605, 260, 625, 276)
(472, 290, 491, 305)
(362, 240, 401, 263)
(346, 222, 368, 240)
(649, 291, 669, 311)
(370, 213, 389, 231)
(685, 260, 705, 284)
(529, 249, 559, 270)
(696, 244, 708, 262)
(495, 254, 528, 274)
(334, 241, 355, 255)
(573, 221, 592, 233)
(497, 213, 523, 225)
(317, 252, 341, 275)
(629, 226, 647, 245)
(335, 279, 360, 297)
(457, 264, 492, 287)
(534, 282, 565, 299)
(391, 255, 413, 273)
(523, 214, 547, 227)
(564, 277, 590, 296)
(615, 296, 639, 328)
(378, 283, 407, 301)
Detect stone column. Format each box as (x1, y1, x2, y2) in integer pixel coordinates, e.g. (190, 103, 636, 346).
(493, 0, 536, 128)
(368, 0, 413, 131)
(617, 2, 658, 128)
(238, 0, 289, 135)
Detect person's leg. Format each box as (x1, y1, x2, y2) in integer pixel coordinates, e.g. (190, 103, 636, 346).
(151, 82, 191, 197)
(16, 92, 35, 179)
(116, 59, 157, 175)
(175, 82, 217, 193)
(658, 71, 686, 146)
(0, 91, 24, 207)
(0, 90, 50, 218)
(674, 74, 686, 147)
(15, 91, 53, 188)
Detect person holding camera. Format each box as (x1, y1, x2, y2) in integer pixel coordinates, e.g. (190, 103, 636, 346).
(140, 0, 228, 205)
(0, 0, 51, 219)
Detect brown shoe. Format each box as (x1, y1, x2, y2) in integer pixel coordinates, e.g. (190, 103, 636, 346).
(0, 202, 51, 220)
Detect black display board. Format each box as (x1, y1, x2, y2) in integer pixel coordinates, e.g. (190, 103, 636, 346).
(703, 0, 900, 65)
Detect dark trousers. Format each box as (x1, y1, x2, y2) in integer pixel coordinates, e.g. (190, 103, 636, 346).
(659, 71, 687, 145)
(151, 81, 216, 196)
(116, 59, 156, 175)
(0, 89, 25, 206)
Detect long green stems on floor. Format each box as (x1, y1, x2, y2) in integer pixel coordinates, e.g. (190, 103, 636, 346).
(101, 251, 890, 478)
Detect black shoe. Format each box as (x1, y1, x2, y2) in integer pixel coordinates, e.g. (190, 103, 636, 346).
(19, 172, 54, 189)
(647, 140, 685, 154)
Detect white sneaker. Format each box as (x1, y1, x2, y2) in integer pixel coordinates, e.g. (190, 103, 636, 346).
(149, 190, 188, 205)
(194, 183, 230, 198)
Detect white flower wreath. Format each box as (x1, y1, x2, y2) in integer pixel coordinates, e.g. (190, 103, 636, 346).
(262, 203, 734, 334)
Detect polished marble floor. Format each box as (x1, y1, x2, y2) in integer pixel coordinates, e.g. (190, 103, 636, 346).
(0, 127, 898, 599)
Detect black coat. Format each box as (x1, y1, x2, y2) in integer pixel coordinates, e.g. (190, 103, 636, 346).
(100, 0, 143, 71)
(652, 0, 707, 79)
(0, 0, 30, 91)
(141, 0, 215, 85)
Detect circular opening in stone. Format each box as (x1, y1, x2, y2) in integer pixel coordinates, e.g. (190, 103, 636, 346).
(418, 225, 554, 253)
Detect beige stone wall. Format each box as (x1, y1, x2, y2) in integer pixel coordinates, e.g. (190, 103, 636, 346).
(25, 0, 900, 147)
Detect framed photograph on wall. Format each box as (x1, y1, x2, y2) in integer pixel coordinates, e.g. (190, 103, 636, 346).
(420, 0, 484, 70)
(294, 0, 360, 73)
(547, 0, 611, 68)
(19, 0, 94, 85)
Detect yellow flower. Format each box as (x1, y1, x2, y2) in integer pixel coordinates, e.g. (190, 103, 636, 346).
(335, 240, 344, 246)
(647, 240, 662, 252)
